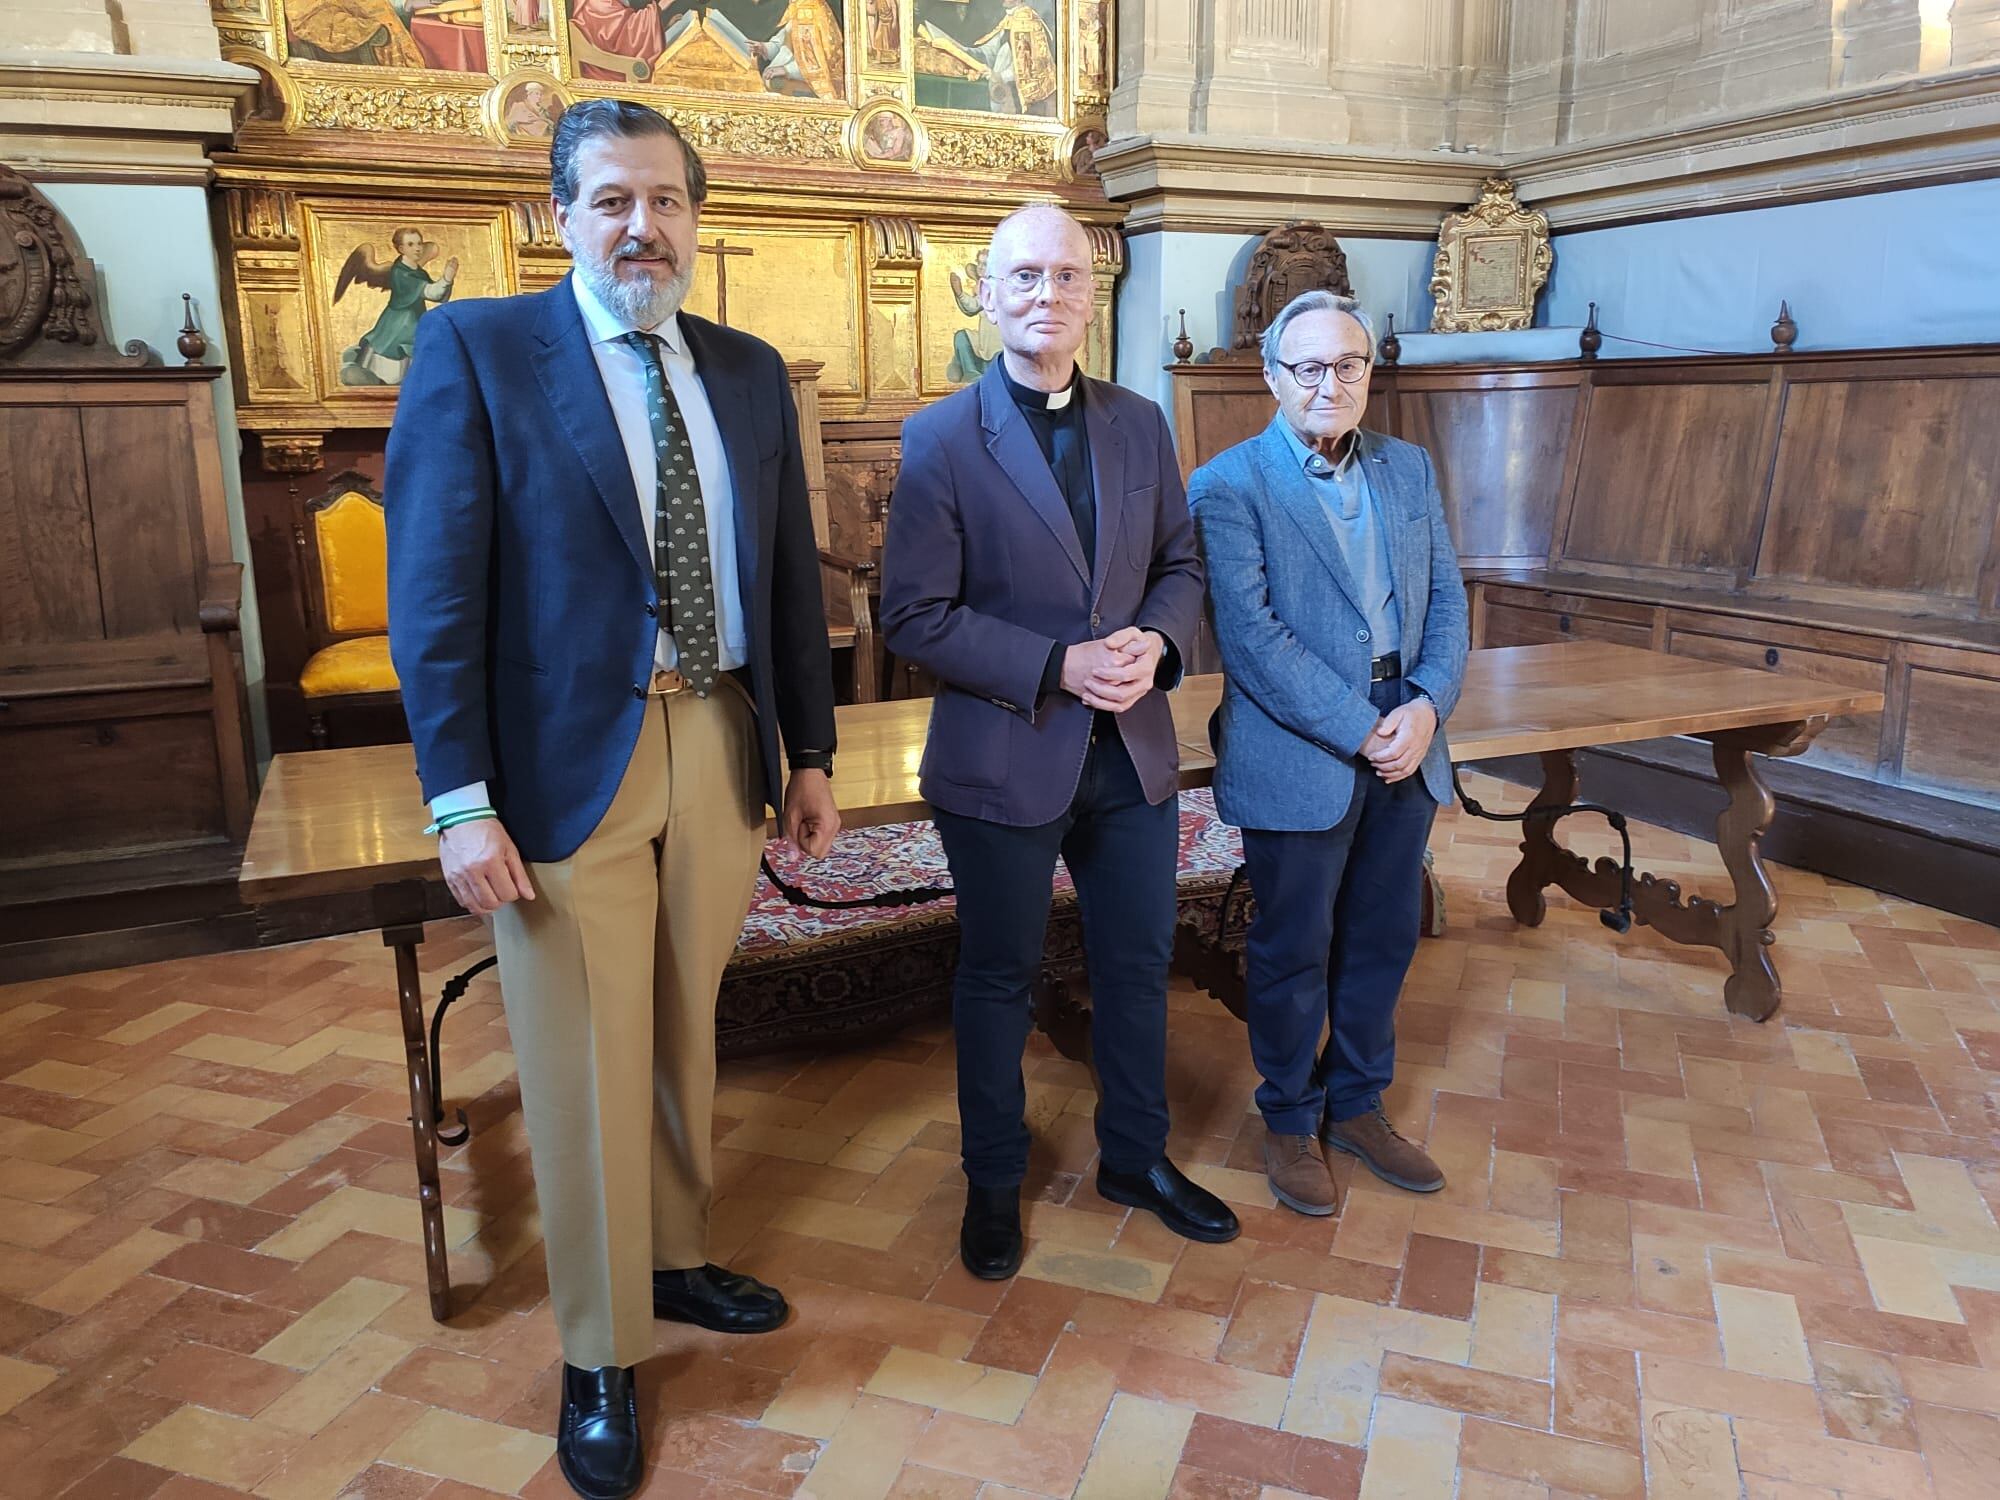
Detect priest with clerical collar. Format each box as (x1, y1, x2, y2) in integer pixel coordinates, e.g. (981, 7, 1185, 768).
(880, 204, 1239, 1281)
(1189, 289, 1470, 1220)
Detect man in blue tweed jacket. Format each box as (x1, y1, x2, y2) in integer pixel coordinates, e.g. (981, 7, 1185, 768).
(1190, 290, 1469, 1218)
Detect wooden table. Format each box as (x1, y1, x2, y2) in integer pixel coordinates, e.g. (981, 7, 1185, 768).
(239, 643, 1880, 1315)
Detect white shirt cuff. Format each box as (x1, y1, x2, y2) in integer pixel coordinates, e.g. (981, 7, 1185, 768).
(429, 781, 492, 821)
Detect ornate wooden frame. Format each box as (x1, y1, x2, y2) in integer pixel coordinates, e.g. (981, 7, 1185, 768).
(1427, 176, 1552, 334)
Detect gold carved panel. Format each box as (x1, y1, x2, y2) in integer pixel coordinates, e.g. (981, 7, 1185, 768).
(213, 0, 1122, 433)
(679, 224, 863, 396)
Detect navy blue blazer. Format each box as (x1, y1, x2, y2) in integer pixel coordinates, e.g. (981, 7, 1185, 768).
(879, 361, 1204, 826)
(1190, 420, 1469, 831)
(384, 277, 835, 864)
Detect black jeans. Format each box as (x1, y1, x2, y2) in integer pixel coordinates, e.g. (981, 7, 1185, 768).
(933, 724, 1178, 1188)
(1239, 677, 1438, 1135)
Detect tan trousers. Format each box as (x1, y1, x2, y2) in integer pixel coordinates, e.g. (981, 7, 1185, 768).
(491, 685, 765, 1369)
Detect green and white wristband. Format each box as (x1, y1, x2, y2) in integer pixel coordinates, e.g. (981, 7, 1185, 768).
(424, 807, 499, 836)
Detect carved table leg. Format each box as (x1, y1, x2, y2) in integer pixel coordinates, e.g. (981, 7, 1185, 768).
(1495, 721, 1822, 1024)
(1504, 750, 1585, 926)
(1707, 733, 1788, 1022)
(375, 880, 452, 1321)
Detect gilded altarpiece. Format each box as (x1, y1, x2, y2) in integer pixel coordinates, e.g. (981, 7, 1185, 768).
(211, 0, 1119, 746)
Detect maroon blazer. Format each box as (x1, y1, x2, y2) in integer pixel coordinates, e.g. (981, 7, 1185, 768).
(879, 361, 1203, 826)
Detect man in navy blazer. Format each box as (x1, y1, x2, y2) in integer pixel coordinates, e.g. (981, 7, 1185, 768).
(881, 204, 1238, 1280)
(385, 101, 838, 1500)
(1190, 290, 1469, 1220)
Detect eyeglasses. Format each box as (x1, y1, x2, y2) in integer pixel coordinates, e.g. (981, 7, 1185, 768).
(990, 267, 1093, 300)
(1273, 355, 1372, 389)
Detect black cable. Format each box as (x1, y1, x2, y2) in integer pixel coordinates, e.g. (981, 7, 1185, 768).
(1451, 766, 1637, 934)
(758, 853, 954, 911)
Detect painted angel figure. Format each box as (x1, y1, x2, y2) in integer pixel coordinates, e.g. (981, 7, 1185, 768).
(334, 228, 457, 386)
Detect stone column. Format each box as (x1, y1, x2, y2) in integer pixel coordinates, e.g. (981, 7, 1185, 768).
(1198, 0, 1349, 142)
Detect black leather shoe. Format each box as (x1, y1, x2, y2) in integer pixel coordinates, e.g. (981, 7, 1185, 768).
(960, 1183, 1025, 1280)
(557, 1364, 643, 1500)
(652, 1263, 788, 1333)
(1096, 1159, 1241, 1243)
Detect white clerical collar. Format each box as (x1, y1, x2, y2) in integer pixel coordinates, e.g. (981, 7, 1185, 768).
(1002, 360, 1081, 412)
(571, 271, 687, 357)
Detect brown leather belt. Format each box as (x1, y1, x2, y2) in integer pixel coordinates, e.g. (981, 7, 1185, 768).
(647, 668, 693, 696)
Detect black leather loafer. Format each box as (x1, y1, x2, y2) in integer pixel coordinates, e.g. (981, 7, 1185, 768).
(1096, 1158, 1241, 1243)
(557, 1363, 643, 1500)
(960, 1183, 1025, 1280)
(652, 1263, 788, 1333)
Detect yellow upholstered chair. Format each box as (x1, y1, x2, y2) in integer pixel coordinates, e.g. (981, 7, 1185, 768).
(296, 475, 402, 748)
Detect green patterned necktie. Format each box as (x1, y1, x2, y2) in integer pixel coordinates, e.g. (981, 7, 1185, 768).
(622, 330, 719, 695)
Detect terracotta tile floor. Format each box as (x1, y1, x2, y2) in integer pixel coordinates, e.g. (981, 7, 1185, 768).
(3, 774, 2000, 1498)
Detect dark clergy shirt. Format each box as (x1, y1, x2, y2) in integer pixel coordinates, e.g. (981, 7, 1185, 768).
(1002, 361, 1096, 572)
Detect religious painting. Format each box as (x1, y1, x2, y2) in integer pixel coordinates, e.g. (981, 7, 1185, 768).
(914, 0, 1058, 115)
(677, 225, 862, 395)
(852, 100, 921, 169)
(286, 0, 489, 71)
(1064, 123, 1104, 181)
(566, 0, 848, 100)
(1074, 0, 1104, 94)
(863, 0, 901, 68)
(306, 206, 510, 398)
(484, 69, 569, 144)
(502, 0, 551, 36)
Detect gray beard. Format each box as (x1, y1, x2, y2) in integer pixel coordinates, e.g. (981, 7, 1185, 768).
(574, 250, 694, 329)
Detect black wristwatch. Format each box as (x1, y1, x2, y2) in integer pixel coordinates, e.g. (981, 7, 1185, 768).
(789, 750, 834, 778)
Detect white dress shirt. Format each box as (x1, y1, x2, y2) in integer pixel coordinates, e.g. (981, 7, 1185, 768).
(429, 275, 746, 823)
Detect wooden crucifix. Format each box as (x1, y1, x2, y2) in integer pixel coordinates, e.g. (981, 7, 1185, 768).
(698, 237, 753, 326)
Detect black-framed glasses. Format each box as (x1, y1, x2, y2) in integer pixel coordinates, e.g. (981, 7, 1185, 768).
(1273, 355, 1372, 389)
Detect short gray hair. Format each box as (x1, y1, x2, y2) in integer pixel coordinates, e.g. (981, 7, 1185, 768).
(1260, 291, 1375, 369)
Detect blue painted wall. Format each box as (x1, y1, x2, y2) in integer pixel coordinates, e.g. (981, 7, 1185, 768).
(1120, 175, 2000, 414)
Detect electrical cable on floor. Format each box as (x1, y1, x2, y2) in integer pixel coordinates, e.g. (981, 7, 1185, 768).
(1450, 766, 1638, 934)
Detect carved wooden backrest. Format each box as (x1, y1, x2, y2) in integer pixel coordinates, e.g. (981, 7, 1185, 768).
(0, 164, 151, 369)
(1228, 221, 1354, 357)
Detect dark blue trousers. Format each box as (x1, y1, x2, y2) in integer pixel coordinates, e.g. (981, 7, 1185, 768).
(1240, 678, 1438, 1136)
(934, 724, 1178, 1188)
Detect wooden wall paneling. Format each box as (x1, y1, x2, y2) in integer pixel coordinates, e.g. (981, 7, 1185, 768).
(822, 426, 902, 565)
(1755, 371, 2000, 607)
(1895, 641, 2000, 809)
(1559, 371, 1773, 578)
(0, 691, 228, 861)
(1737, 367, 1791, 589)
(1660, 610, 1890, 776)
(1542, 369, 1594, 575)
(1878, 639, 1913, 782)
(1182, 379, 1274, 486)
(1473, 583, 1655, 650)
(1396, 374, 1579, 568)
(80, 404, 202, 638)
(0, 407, 102, 649)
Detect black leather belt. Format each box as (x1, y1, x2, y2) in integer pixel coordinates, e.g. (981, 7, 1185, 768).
(1370, 651, 1402, 682)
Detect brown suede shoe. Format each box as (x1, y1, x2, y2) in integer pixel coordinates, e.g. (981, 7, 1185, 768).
(1320, 1107, 1445, 1193)
(1264, 1130, 1340, 1217)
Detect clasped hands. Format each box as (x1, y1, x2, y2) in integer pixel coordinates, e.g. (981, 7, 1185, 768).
(1365, 697, 1437, 783)
(1062, 627, 1163, 713)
